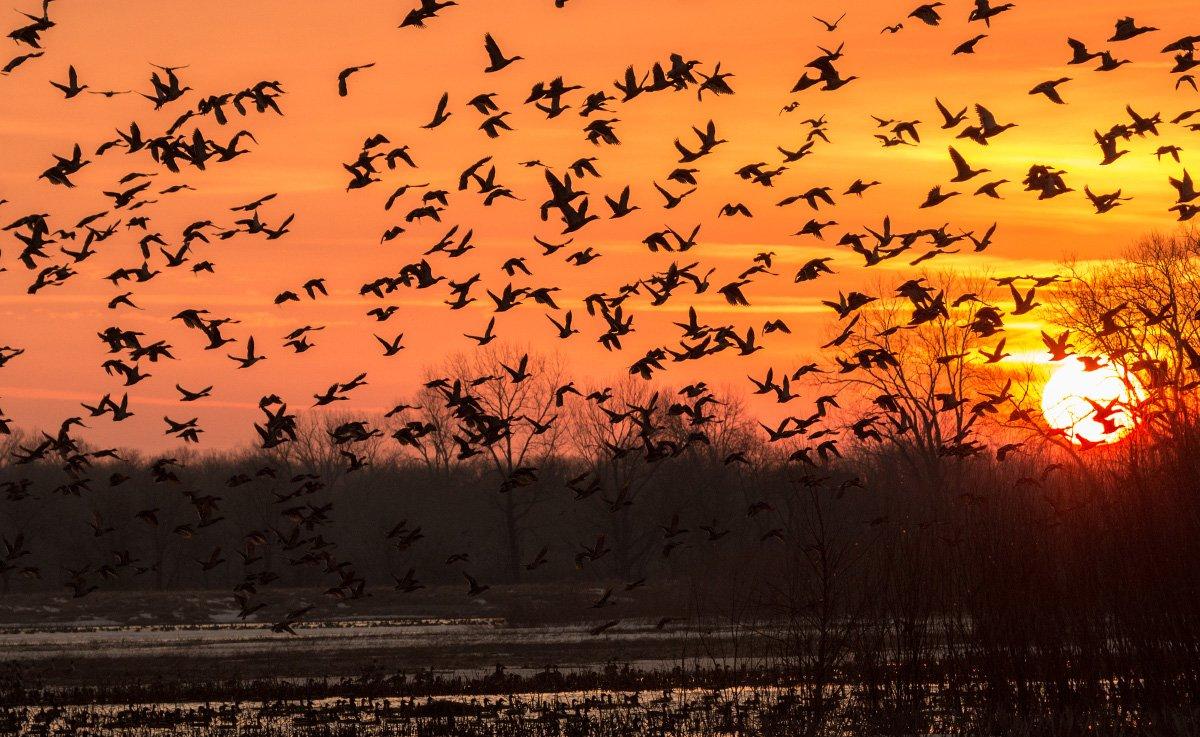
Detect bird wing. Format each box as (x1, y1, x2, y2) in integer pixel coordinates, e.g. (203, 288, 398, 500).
(975, 104, 998, 129)
(483, 33, 502, 64)
(948, 146, 968, 175)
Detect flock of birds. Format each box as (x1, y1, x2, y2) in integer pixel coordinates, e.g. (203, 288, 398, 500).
(2, 0, 1200, 633)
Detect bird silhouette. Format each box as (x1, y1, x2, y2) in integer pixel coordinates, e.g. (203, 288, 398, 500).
(483, 33, 522, 73)
(337, 63, 375, 97)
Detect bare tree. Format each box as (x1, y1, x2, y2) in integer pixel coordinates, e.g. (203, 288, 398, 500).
(428, 344, 567, 581)
(267, 409, 388, 484)
(1053, 228, 1200, 452)
(569, 379, 757, 579)
(828, 273, 996, 493)
(569, 377, 674, 579)
(389, 379, 460, 480)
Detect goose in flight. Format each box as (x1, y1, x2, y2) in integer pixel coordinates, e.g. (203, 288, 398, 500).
(908, 3, 944, 26)
(1010, 284, 1040, 315)
(1109, 17, 1157, 42)
(812, 12, 846, 32)
(1029, 78, 1071, 104)
(960, 104, 1016, 143)
(968, 0, 1014, 26)
(400, 0, 456, 28)
(228, 336, 265, 368)
(176, 384, 211, 401)
(2, 51, 43, 74)
(142, 64, 191, 108)
(463, 572, 490, 597)
(979, 338, 1011, 363)
(920, 185, 960, 208)
(1067, 38, 1103, 65)
(1085, 186, 1131, 214)
(974, 179, 1008, 198)
(375, 334, 405, 356)
(1042, 330, 1075, 362)
(422, 92, 452, 128)
(948, 146, 988, 181)
(1094, 51, 1131, 72)
(935, 98, 968, 129)
(1170, 170, 1198, 203)
(337, 63, 375, 97)
(49, 65, 87, 98)
(483, 33, 522, 73)
(953, 34, 988, 55)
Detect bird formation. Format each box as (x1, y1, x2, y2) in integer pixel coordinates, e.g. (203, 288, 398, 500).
(2, 1, 1200, 633)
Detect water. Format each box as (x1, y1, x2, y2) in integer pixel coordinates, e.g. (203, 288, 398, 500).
(2, 687, 814, 736)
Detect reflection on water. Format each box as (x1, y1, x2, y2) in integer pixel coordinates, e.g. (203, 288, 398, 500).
(2, 688, 823, 736)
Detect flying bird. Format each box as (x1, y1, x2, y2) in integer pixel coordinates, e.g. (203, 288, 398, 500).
(337, 63, 375, 96)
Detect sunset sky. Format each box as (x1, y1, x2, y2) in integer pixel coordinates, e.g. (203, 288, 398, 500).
(0, 0, 1196, 450)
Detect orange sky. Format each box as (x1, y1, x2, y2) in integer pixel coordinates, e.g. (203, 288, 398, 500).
(0, 0, 1196, 450)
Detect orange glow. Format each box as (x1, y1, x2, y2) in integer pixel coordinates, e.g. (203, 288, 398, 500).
(1041, 361, 1143, 445)
(0, 2, 1194, 450)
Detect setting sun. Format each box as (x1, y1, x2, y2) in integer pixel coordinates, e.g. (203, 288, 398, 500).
(1041, 361, 1143, 445)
